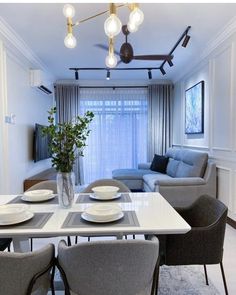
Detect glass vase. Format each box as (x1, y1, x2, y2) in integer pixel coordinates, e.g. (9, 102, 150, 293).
(57, 172, 75, 208)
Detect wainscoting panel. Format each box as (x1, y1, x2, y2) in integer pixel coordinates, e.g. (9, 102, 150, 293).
(212, 46, 232, 151)
(217, 166, 232, 211)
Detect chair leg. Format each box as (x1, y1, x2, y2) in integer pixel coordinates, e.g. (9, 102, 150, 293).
(75, 236, 78, 244)
(7, 244, 11, 252)
(67, 236, 71, 246)
(132, 235, 135, 239)
(203, 264, 209, 285)
(88, 236, 90, 242)
(220, 262, 229, 295)
(30, 238, 33, 251)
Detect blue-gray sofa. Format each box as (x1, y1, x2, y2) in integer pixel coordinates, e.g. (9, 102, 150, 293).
(112, 148, 216, 207)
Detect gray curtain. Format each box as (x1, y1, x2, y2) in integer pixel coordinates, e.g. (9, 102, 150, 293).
(54, 84, 83, 185)
(147, 84, 172, 161)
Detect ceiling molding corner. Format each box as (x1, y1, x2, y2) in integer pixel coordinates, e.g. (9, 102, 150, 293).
(0, 16, 53, 76)
(173, 15, 236, 84)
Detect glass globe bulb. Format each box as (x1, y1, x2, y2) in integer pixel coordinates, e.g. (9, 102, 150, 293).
(129, 7, 144, 27)
(104, 14, 122, 38)
(63, 4, 75, 18)
(127, 21, 138, 33)
(105, 54, 117, 68)
(64, 33, 77, 48)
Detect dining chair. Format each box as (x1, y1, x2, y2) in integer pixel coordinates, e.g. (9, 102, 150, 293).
(0, 243, 55, 295)
(57, 236, 160, 295)
(27, 180, 57, 193)
(81, 178, 131, 193)
(154, 194, 228, 295)
(26, 181, 72, 249)
(80, 178, 132, 242)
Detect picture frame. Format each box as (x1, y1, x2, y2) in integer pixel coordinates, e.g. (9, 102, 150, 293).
(185, 81, 204, 134)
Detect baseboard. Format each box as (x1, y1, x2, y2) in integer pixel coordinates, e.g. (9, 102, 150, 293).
(227, 217, 236, 229)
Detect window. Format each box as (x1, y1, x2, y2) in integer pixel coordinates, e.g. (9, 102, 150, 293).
(80, 88, 148, 183)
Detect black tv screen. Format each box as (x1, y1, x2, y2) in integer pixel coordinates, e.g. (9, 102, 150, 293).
(33, 123, 51, 162)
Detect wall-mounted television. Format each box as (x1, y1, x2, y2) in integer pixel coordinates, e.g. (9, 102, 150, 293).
(33, 123, 51, 162)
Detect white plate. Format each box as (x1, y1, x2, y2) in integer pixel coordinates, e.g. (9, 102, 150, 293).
(23, 190, 53, 201)
(84, 204, 122, 221)
(0, 211, 34, 226)
(81, 211, 124, 223)
(21, 194, 55, 203)
(0, 204, 29, 222)
(89, 193, 121, 201)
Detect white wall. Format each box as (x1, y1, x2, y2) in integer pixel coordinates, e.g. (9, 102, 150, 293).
(173, 30, 236, 221)
(0, 37, 53, 194)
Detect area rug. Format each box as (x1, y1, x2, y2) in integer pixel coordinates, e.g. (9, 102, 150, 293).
(54, 265, 220, 294)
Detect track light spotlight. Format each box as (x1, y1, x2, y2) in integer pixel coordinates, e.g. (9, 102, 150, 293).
(182, 35, 190, 48)
(160, 67, 166, 75)
(106, 70, 110, 80)
(148, 69, 152, 80)
(167, 60, 173, 67)
(75, 70, 79, 80)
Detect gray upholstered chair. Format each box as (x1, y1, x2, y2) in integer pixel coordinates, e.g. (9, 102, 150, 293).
(81, 178, 131, 193)
(27, 181, 72, 248)
(155, 195, 228, 295)
(0, 244, 55, 295)
(57, 237, 160, 295)
(27, 180, 57, 193)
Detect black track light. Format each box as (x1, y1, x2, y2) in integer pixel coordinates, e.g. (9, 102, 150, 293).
(182, 35, 190, 48)
(167, 60, 173, 67)
(148, 69, 152, 80)
(160, 67, 166, 76)
(106, 70, 110, 80)
(75, 70, 79, 80)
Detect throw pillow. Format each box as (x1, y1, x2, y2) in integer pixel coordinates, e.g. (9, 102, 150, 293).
(150, 154, 169, 173)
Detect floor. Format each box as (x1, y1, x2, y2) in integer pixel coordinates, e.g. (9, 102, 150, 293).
(32, 224, 236, 295)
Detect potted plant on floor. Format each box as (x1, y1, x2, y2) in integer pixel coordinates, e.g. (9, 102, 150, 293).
(43, 107, 94, 208)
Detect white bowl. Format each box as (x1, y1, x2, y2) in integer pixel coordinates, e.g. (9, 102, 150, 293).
(92, 186, 119, 199)
(23, 189, 53, 201)
(85, 204, 122, 221)
(0, 204, 29, 223)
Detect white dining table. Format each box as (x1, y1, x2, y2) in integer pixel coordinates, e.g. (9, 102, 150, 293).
(0, 192, 191, 252)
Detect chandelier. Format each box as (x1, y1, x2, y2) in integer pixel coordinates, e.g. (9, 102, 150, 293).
(63, 3, 144, 68)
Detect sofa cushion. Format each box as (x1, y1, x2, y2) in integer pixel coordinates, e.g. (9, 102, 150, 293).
(143, 173, 173, 191)
(165, 148, 208, 178)
(150, 155, 169, 173)
(166, 159, 180, 177)
(112, 168, 158, 180)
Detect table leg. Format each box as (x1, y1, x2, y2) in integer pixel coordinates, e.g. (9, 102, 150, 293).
(12, 237, 30, 252)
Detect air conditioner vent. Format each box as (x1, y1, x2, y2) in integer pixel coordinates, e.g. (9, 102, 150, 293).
(38, 85, 52, 95)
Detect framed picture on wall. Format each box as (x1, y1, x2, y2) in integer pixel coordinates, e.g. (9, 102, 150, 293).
(185, 81, 204, 134)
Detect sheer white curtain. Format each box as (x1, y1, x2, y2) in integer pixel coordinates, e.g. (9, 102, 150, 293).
(80, 88, 148, 184)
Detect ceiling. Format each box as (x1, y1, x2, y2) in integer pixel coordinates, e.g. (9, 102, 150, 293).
(0, 3, 236, 82)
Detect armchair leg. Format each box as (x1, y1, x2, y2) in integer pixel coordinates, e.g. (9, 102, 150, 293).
(220, 262, 228, 295)
(203, 265, 209, 285)
(67, 236, 71, 246)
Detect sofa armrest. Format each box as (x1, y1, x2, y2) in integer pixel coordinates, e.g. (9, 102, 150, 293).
(138, 162, 151, 169)
(155, 177, 206, 186)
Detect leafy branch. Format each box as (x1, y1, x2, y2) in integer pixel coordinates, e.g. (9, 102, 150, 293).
(43, 107, 94, 172)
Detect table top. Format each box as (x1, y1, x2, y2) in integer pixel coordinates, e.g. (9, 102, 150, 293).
(0, 192, 191, 238)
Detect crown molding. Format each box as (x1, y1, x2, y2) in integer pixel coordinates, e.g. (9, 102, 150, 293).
(173, 15, 236, 84)
(0, 16, 53, 75)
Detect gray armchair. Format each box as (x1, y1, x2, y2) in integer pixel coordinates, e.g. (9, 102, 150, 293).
(0, 244, 55, 295)
(155, 195, 228, 295)
(57, 237, 160, 295)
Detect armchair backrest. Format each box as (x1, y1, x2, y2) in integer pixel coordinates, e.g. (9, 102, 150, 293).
(81, 178, 131, 193)
(27, 180, 57, 193)
(0, 244, 55, 295)
(58, 238, 159, 295)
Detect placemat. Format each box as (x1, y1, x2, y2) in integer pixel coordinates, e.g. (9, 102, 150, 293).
(0, 212, 53, 229)
(62, 211, 139, 228)
(8, 195, 59, 205)
(76, 193, 132, 204)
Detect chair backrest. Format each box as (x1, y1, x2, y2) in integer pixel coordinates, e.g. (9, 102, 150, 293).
(27, 180, 57, 193)
(81, 178, 131, 193)
(58, 237, 159, 295)
(0, 244, 55, 295)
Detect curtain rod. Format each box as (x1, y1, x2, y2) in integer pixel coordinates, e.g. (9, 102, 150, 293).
(54, 85, 148, 89)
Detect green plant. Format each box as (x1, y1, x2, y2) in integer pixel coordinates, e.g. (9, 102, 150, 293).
(43, 107, 94, 172)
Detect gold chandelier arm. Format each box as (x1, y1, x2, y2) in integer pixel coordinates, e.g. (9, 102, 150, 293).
(72, 4, 126, 27)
